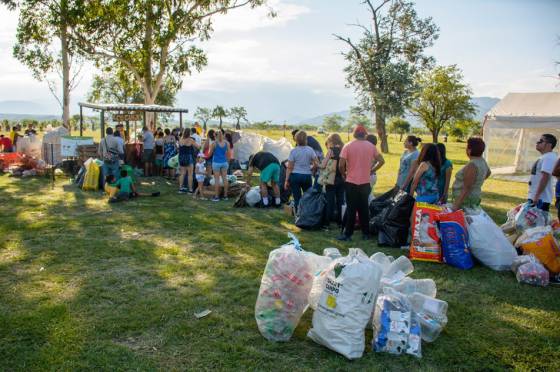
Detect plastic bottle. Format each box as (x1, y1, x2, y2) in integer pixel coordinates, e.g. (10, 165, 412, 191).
(323, 248, 342, 260)
(390, 278, 437, 298)
(384, 256, 414, 281)
(408, 292, 448, 342)
(370, 252, 392, 274)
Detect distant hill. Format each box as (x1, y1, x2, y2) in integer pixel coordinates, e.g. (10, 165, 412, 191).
(0, 113, 61, 121)
(297, 96, 501, 126)
(0, 100, 53, 115)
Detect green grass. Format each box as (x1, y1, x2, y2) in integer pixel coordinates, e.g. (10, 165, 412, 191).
(1, 133, 559, 371)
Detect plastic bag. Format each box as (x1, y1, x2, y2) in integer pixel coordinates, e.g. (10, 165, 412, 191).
(234, 132, 264, 163)
(515, 226, 553, 247)
(408, 292, 448, 343)
(245, 186, 262, 207)
(520, 233, 560, 273)
(410, 203, 442, 263)
(255, 234, 316, 342)
(511, 255, 533, 273)
(372, 288, 422, 358)
(262, 137, 293, 163)
(307, 249, 383, 360)
(295, 188, 326, 230)
(465, 208, 518, 271)
(514, 202, 549, 232)
(167, 154, 179, 169)
(439, 210, 474, 270)
(515, 255, 549, 287)
(82, 161, 100, 191)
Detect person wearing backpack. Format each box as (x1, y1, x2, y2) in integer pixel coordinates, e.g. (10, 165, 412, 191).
(321, 133, 345, 226)
(98, 127, 121, 189)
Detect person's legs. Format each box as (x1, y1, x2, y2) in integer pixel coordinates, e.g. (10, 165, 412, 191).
(187, 165, 194, 192)
(325, 185, 335, 223)
(357, 184, 371, 237)
(290, 173, 304, 210)
(335, 183, 345, 224)
(178, 166, 186, 190)
(301, 174, 313, 194)
(259, 183, 269, 200)
(213, 169, 221, 199)
(221, 166, 228, 198)
(342, 182, 358, 238)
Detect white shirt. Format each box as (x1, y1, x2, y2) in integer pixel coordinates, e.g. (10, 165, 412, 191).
(192, 133, 202, 146)
(115, 136, 125, 154)
(528, 151, 557, 203)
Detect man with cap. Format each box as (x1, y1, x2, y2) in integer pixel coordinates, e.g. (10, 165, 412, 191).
(337, 125, 385, 241)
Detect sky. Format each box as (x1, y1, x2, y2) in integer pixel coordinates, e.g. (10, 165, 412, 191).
(0, 0, 558, 122)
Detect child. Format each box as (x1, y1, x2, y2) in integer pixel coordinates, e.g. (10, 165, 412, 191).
(104, 175, 119, 198)
(194, 153, 207, 200)
(109, 169, 136, 203)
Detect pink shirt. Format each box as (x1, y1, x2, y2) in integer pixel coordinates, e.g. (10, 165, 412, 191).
(340, 139, 378, 185)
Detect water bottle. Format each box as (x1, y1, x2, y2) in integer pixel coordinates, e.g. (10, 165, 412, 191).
(370, 252, 392, 274)
(408, 292, 448, 342)
(384, 256, 414, 281)
(390, 278, 437, 298)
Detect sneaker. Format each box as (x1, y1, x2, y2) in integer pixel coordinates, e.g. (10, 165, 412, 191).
(222, 197, 229, 201)
(336, 234, 352, 242)
(211, 196, 220, 202)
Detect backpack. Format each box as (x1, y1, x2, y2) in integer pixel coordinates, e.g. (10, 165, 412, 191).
(102, 138, 120, 163)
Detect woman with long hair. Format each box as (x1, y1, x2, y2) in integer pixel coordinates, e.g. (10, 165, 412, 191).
(177, 129, 199, 193)
(436, 143, 453, 204)
(162, 128, 177, 179)
(203, 129, 216, 177)
(409, 143, 441, 204)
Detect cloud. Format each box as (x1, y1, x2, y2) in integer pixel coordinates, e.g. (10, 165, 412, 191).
(211, 0, 310, 33)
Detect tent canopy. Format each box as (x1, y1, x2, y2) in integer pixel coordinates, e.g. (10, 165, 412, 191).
(483, 92, 560, 176)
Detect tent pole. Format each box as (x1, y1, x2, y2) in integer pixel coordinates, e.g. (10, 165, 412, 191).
(100, 110, 105, 138)
(180, 112, 183, 130)
(79, 105, 83, 136)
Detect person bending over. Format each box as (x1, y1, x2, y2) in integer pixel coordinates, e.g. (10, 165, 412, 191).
(246, 151, 281, 207)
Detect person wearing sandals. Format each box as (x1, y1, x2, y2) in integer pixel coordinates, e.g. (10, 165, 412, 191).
(178, 129, 199, 193)
(208, 130, 231, 201)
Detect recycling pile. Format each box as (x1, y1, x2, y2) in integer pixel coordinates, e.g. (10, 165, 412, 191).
(0, 152, 47, 177)
(255, 234, 449, 360)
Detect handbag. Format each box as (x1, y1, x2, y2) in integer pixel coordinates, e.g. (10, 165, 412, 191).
(102, 138, 120, 163)
(319, 157, 337, 186)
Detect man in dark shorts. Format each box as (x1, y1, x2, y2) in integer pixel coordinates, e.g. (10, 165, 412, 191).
(142, 126, 155, 176)
(246, 151, 281, 207)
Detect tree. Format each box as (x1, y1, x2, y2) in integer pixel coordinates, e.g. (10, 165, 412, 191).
(323, 114, 343, 132)
(229, 106, 249, 129)
(447, 118, 481, 141)
(70, 0, 269, 126)
(410, 65, 476, 143)
(335, 0, 439, 153)
(13, 0, 83, 130)
(212, 106, 228, 129)
(388, 117, 411, 141)
(194, 107, 212, 132)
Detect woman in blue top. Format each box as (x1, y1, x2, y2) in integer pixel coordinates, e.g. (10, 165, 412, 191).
(409, 143, 441, 204)
(397, 135, 421, 190)
(285, 130, 318, 212)
(208, 130, 230, 202)
(436, 143, 453, 204)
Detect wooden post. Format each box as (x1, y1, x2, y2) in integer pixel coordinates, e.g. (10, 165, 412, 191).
(179, 112, 183, 130)
(100, 110, 105, 138)
(79, 105, 83, 136)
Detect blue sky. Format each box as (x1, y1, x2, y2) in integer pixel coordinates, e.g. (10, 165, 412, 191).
(0, 0, 558, 121)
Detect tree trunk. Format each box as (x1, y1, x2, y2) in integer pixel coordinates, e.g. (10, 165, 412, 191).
(144, 94, 156, 131)
(60, 4, 70, 132)
(235, 119, 240, 130)
(399, 133, 403, 142)
(432, 129, 439, 143)
(374, 104, 389, 153)
(219, 118, 222, 130)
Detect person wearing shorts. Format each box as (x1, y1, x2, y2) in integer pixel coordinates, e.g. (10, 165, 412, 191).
(246, 151, 281, 207)
(142, 127, 155, 176)
(208, 131, 230, 201)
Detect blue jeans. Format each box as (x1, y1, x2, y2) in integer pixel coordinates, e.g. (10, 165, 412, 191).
(290, 173, 313, 211)
(102, 161, 120, 189)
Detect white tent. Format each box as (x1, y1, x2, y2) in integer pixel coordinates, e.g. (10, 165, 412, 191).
(483, 92, 560, 175)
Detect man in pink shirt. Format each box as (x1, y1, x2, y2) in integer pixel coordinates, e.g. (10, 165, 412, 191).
(337, 125, 385, 241)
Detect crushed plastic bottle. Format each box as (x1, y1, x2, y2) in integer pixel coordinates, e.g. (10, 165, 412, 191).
(384, 256, 414, 282)
(408, 292, 448, 342)
(389, 278, 437, 298)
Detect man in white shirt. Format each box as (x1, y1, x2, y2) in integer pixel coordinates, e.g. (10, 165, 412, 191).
(191, 127, 202, 146)
(528, 133, 558, 211)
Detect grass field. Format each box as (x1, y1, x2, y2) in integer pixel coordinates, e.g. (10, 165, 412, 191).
(1, 131, 559, 371)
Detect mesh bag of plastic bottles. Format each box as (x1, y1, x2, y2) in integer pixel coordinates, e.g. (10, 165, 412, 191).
(372, 288, 422, 358)
(514, 202, 550, 232)
(255, 234, 327, 342)
(515, 255, 550, 287)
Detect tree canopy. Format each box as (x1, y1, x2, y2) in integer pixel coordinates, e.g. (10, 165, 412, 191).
(323, 114, 344, 132)
(387, 117, 411, 141)
(194, 107, 212, 132)
(212, 105, 228, 129)
(410, 65, 475, 143)
(229, 106, 249, 129)
(335, 0, 439, 153)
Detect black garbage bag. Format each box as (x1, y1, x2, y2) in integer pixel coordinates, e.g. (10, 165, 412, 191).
(279, 160, 291, 203)
(295, 188, 326, 230)
(386, 192, 415, 225)
(369, 206, 392, 235)
(377, 221, 410, 247)
(369, 185, 399, 217)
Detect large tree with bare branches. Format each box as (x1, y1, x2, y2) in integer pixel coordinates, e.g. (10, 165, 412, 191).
(69, 0, 270, 130)
(335, 0, 438, 152)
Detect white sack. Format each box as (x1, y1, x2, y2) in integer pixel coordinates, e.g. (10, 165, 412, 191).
(307, 248, 383, 360)
(245, 186, 262, 207)
(262, 137, 293, 163)
(234, 132, 264, 163)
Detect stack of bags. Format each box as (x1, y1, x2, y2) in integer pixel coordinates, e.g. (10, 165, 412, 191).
(501, 203, 560, 286)
(255, 235, 449, 360)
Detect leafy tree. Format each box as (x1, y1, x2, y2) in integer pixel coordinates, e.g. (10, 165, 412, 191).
(13, 0, 84, 131)
(447, 118, 481, 141)
(194, 107, 212, 132)
(0, 0, 16, 10)
(2, 119, 10, 132)
(410, 65, 476, 143)
(212, 106, 228, 129)
(323, 114, 343, 132)
(70, 1, 269, 124)
(335, 0, 439, 153)
(388, 117, 411, 141)
(229, 106, 249, 130)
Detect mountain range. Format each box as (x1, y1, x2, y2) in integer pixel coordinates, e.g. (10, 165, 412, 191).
(296, 97, 501, 126)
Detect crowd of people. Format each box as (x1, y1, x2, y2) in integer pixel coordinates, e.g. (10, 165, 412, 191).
(0, 123, 38, 152)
